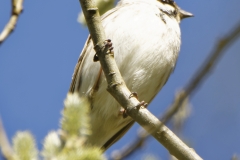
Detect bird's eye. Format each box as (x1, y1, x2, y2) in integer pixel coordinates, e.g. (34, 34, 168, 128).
(161, 0, 174, 5)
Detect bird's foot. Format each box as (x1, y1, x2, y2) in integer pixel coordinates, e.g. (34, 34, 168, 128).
(118, 108, 128, 119)
(105, 39, 114, 53)
(129, 92, 148, 109)
(119, 92, 148, 118)
(135, 101, 148, 110)
(119, 101, 148, 119)
(94, 39, 114, 61)
(129, 92, 138, 99)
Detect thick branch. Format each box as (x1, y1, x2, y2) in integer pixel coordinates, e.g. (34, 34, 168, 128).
(79, 0, 202, 159)
(111, 22, 240, 159)
(0, 0, 24, 46)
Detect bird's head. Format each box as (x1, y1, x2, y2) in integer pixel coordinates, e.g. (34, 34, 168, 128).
(158, 0, 193, 22)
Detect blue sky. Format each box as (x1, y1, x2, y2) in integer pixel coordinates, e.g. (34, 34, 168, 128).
(0, 0, 240, 159)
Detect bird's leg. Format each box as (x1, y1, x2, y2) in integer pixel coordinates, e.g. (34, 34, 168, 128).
(119, 92, 148, 118)
(118, 107, 128, 118)
(129, 92, 148, 109)
(94, 39, 114, 62)
(105, 39, 114, 53)
(135, 101, 148, 110)
(129, 92, 138, 99)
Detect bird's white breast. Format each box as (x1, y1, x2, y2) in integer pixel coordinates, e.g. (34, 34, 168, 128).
(79, 0, 181, 147)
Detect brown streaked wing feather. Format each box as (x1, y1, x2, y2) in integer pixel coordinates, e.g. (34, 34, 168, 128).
(69, 36, 91, 93)
(69, 7, 119, 93)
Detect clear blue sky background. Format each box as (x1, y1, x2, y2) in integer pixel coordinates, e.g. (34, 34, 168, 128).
(0, 0, 240, 159)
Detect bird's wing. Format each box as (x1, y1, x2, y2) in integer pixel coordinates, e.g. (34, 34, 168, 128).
(69, 6, 121, 93)
(103, 121, 135, 150)
(69, 36, 91, 93)
(69, 4, 136, 150)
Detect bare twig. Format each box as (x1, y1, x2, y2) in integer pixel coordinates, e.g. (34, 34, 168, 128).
(0, 118, 14, 159)
(0, 0, 24, 46)
(110, 22, 240, 159)
(79, 0, 202, 160)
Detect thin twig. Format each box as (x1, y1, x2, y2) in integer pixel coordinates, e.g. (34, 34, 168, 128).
(79, 0, 202, 160)
(110, 22, 240, 160)
(0, 0, 24, 46)
(0, 117, 14, 159)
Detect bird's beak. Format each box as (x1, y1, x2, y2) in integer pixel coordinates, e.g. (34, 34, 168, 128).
(179, 8, 194, 20)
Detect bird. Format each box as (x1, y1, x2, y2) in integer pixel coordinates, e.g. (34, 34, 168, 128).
(69, 0, 193, 150)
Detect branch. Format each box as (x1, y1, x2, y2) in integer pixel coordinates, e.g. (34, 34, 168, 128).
(0, 0, 24, 46)
(111, 21, 240, 159)
(0, 118, 14, 159)
(79, 0, 202, 159)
